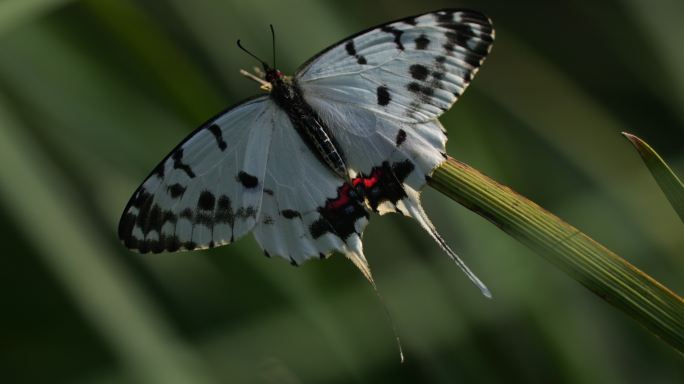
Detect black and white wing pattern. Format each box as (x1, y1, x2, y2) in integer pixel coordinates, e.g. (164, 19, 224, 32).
(118, 96, 274, 253)
(295, 9, 494, 295)
(118, 97, 373, 279)
(297, 9, 493, 123)
(119, 8, 494, 297)
(253, 114, 372, 279)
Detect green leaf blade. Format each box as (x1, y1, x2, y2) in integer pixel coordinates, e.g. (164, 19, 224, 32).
(622, 132, 684, 223)
(429, 156, 684, 354)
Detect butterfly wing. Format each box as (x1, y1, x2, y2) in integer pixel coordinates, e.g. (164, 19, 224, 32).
(295, 9, 493, 296)
(296, 9, 494, 123)
(118, 95, 372, 278)
(296, 8, 493, 189)
(253, 112, 372, 279)
(118, 96, 275, 253)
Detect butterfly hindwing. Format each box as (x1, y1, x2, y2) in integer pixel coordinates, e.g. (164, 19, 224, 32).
(118, 96, 274, 253)
(297, 9, 494, 123)
(253, 112, 371, 276)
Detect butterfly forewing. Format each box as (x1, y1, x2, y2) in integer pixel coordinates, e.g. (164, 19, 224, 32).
(118, 96, 274, 253)
(296, 9, 494, 123)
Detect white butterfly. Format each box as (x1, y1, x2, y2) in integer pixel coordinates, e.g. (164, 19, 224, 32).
(119, 9, 494, 297)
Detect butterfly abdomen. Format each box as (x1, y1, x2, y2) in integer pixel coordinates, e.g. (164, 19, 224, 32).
(270, 78, 348, 178)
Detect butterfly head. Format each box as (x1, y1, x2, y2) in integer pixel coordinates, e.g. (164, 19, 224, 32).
(264, 67, 284, 83)
(237, 25, 287, 92)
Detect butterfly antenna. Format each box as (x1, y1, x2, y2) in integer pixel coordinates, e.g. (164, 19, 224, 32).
(236, 39, 268, 68)
(270, 24, 276, 68)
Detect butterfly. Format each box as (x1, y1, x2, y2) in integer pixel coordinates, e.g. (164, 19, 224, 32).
(118, 8, 494, 297)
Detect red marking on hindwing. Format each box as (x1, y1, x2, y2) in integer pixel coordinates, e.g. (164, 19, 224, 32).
(327, 184, 353, 209)
(352, 169, 381, 189)
(327, 169, 385, 210)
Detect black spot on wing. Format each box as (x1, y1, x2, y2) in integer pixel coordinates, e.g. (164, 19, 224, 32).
(376, 86, 391, 106)
(381, 25, 404, 50)
(180, 208, 193, 220)
(281, 209, 301, 219)
(392, 159, 415, 181)
(162, 210, 177, 225)
(208, 124, 227, 151)
(310, 184, 368, 240)
(216, 195, 234, 225)
(127, 233, 182, 254)
(409, 64, 429, 81)
(463, 52, 483, 68)
(131, 189, 150, 209)
(446, 29, 470, 47)
(119, 191, 183, 253)
(395, 129, 407, 147)
(403, 17, 417, 26)
(195, 212, 214, 226)
(356, 160, 416, 212)
(237, 171, 259, 188)
(436, 10, 454, 23)
(197, 190, 216, 211)
(434, 13, 492, 67)
(134, 192, 154, 233)
(172, 149, 195, 178)
(165, 236, 181, 252)
(414, 34, 430, 50)
(236, 206, 257, 220)
(118, 212, 137, 242)
(443, 31, 486, 67)
(153, 163, 165, 178)
(167, 183, 186, 198)
(345, 40, 356, 56)
(344, 39, 367, 65)
(147, 205, 164, 234)
(407, 82, 434, 102)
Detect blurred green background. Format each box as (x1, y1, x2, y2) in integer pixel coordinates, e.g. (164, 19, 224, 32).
(2, 0, 684, 383)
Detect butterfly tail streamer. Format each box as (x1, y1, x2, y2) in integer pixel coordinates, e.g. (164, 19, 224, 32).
(367, 277, 405, 364)
(348, 248, 405, 363)
(403, 188, 492, 298)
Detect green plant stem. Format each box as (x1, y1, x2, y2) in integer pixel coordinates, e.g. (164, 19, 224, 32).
(429, 156, 684, 354)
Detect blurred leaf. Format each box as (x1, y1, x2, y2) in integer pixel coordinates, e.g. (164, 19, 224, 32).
(477, 33, 682, 252)
(0, 0, 71, 36)
(430, 156, 684, 354)
(82, 0, 225, 121)
(623, 132, 684, 223)
(0, 93, 219, 384)
(621, 0, 684, 119)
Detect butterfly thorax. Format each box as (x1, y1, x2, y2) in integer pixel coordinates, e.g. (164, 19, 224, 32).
(266, 68, 349, 180)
